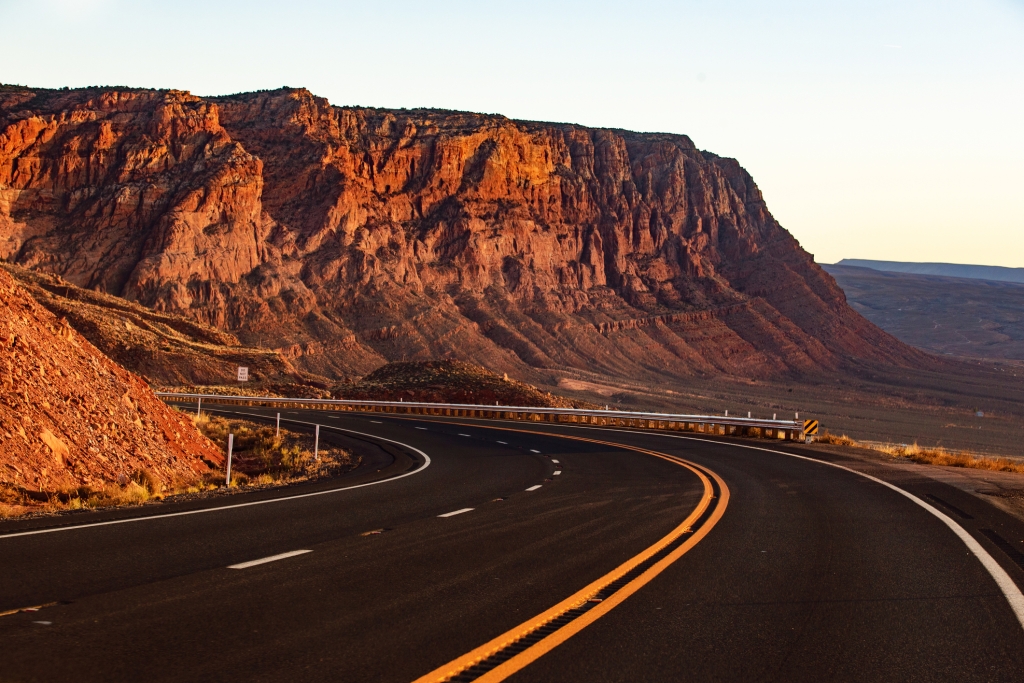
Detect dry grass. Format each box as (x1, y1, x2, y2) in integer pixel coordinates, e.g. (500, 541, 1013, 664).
(193, 414, 355, 484)
(815, 432, 1024, 473)
(0, 414, 358, 519)
(878, 442, 1024, 473)
(814, 431, 856, 446)
(0, 467, 182, 517)
(0, 502, 26, 518)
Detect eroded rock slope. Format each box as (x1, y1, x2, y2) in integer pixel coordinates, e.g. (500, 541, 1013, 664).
(3, 262, 312, 387)
(0, 266, 222, 495)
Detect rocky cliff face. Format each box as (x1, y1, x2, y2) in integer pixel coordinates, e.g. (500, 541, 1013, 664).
(0, 85, 929, 383)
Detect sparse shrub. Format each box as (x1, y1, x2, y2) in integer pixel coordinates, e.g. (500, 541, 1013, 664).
(131, 468, 163, 495)
(100, 481, 151, 505)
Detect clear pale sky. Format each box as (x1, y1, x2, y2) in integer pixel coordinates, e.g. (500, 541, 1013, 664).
(3, 0, 1022, 266)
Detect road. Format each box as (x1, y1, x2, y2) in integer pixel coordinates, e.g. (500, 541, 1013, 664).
(2, 407, 1024, 682)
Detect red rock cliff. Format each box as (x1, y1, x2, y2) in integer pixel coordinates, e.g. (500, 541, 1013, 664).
(0, 85, 929, 383)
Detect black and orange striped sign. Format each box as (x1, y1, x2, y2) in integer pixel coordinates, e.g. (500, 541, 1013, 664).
(803, 419, 819, 436)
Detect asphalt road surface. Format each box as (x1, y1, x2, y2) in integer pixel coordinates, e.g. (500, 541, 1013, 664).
(3, 406, 1024, 682)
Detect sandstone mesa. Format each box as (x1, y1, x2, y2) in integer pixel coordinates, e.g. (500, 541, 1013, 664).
(0, 84, 928, 388)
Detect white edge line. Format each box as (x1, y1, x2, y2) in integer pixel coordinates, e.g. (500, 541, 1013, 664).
(438, 508, 474, 518)
(533, 421, 1024, 632)
(526, 485, 542, 491)
(0, 410, 432, 540)
(228, 549, 311, 569)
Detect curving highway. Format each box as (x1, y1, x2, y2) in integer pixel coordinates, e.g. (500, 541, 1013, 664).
(2, 407, 1024, 682)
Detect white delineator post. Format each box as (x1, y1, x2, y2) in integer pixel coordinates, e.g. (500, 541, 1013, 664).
(226, 433, 234, 486)
(196, 397, 202, 417)
(276, 413, 280, 438)
(314, 425, 320, 461)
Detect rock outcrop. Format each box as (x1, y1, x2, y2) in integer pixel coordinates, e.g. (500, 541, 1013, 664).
(0, 266, 222, 496)
(335, 360, 595, 408)
(0, 85, 931, 384)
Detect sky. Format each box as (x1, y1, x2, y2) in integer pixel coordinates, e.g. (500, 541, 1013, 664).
(2, 0, 1023, 267)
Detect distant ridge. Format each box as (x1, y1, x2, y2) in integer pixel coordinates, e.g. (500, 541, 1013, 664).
(836, 259, 1024, 284)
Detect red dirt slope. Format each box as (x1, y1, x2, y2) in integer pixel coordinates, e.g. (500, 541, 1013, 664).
(0, 267, 222, 497)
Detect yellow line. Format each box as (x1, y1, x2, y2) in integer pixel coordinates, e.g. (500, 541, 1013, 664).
(406, 421, 730, 683)
(0, 601, 57, 618)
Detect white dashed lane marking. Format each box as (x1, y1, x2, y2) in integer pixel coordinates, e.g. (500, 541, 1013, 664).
(438, 508, 474, 518)
(228, 549, 312, 569)
(458, 434, 471, 437)
(496, 441, 508, 444)
(551, 459, 559, 464)
(526, 485, 542, 492)
(529, 449, 541, 454)
(415, 427, 428, 430)
(553, 471, 561, 476)
(370, 421, 382, 424)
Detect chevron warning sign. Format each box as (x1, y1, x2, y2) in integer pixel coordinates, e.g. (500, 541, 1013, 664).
(803, 419, 819, 436)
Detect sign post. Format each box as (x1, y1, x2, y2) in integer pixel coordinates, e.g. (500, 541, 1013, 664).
(226, 433, 234, 486)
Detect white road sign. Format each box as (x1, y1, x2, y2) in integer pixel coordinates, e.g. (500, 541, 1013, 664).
(237, 366, 249, 382)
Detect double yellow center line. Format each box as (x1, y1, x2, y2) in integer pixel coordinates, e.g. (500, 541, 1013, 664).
(407, 426, 730, 683)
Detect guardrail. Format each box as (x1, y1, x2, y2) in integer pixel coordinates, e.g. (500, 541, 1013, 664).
(157, 392, 816, 442)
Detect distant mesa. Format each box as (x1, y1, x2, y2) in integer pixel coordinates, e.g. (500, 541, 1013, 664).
(825, 262, 1024, 361)
(836, 259, 1024, 285)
